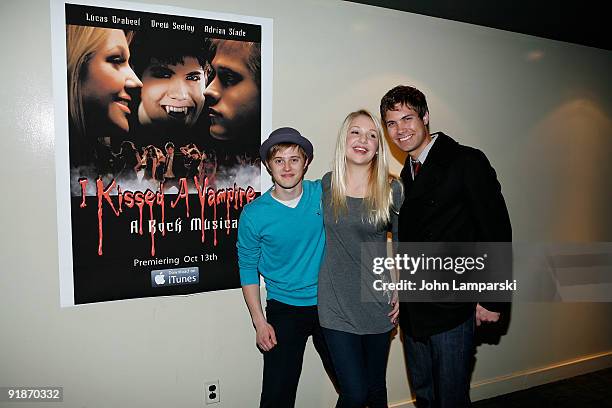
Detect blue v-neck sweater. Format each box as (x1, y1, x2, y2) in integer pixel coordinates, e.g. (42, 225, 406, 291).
(237, 180, 325, 306)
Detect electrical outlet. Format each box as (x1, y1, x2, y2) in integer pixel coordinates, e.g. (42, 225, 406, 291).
(204, 380, 220, 404)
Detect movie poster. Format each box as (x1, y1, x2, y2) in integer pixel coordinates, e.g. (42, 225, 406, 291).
(51, 0, 273, 306)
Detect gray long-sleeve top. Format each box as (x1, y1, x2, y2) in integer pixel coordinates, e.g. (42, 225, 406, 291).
(317, 172, 403, 334)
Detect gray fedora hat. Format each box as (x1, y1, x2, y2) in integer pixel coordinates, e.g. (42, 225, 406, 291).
(259, 127, 314, 163)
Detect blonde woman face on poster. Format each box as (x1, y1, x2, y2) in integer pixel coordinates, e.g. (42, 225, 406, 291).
(138, 56, 207, 128)
(80, 29, 142, 132)
(345, 114, 379, 166)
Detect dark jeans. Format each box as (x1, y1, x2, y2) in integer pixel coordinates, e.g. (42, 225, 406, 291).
(403, 315, 475, 408)
(260, 299, 335, 408)
(322, 327, 392, 408)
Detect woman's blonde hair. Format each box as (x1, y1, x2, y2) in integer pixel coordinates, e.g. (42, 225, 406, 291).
(67, 25, 108, 138)
(330, 109, 396, 226)
(66, 26, 134, 137)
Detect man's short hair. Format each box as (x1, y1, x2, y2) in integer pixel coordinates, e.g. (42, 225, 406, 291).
(131, 32, 209, 77)
(266, 143, 307, 165)
(165, 142, 175, 151)
(380, 85, 429, 122)
(210, 39, 261, 89)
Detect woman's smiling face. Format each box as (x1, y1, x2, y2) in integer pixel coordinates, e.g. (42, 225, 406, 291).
(81, 29, 142, 132)
(345, 114, 379, 166)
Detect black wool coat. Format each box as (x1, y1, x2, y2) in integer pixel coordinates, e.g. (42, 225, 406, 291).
(398, 132, 512, 338)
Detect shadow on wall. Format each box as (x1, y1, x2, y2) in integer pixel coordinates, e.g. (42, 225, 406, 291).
(519, 98, 612, 241)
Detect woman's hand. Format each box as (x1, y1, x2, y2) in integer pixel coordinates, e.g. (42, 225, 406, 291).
(388, 290, 400, 325)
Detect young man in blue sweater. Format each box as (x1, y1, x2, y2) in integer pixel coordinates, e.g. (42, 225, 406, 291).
(237, 127, 334, 407)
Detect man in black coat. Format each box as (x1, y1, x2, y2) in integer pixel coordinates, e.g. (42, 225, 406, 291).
(380, 86, 512, 407)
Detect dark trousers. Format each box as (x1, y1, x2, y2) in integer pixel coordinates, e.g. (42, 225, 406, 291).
(403, 315, 475, 408)
(322, 327, 391, 408)
(260, 299, 335, 408)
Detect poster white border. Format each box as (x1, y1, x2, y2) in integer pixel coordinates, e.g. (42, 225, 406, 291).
(50, 0, 273, 307)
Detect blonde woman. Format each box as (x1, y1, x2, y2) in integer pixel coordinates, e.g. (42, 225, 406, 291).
(67, 25, 142, 171)
(318, 109, 402, 408)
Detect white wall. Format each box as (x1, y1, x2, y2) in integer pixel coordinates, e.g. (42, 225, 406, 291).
(1, 0, 611, 407)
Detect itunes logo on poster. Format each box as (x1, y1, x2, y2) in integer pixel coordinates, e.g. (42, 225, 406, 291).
(150, 267, 199, 287)
(154, 272, 166, 285)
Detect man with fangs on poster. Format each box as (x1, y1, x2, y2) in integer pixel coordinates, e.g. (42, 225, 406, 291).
(130, 31, 209, 149)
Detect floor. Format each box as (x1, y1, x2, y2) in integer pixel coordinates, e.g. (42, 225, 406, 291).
(472, 367, 612, 408)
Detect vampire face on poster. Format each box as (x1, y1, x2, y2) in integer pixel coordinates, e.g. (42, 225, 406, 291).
(53, 1, 272, 305)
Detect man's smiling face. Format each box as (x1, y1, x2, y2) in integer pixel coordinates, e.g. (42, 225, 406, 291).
(384, 103, 431, 159)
